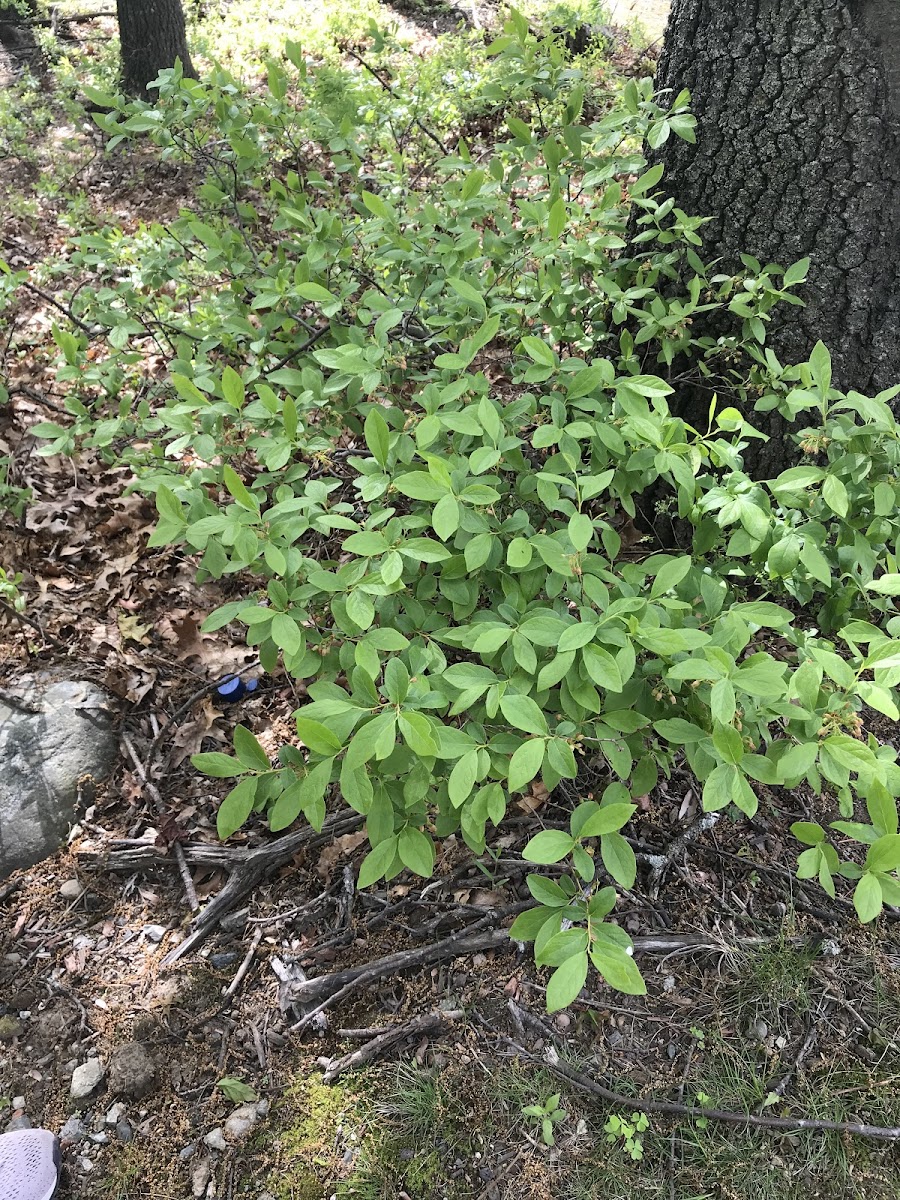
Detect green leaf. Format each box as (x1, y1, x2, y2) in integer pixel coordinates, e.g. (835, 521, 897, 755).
(867, 575, 900, 596)
(509, 906, 557, 942)
(866, 834, 900, 874)
(853, 872, 883, 923)
(272, 612, 303, 656)
(221, 366, 245, 409)
(398, 711, 438, 757)
(449, 750, 479, 808)
(432, 493, 460, 540)
(527, 876, 570, 906)
(600, 832, 636, 888)
(233, 725, 270, 772)
(216, 776, 258, 839)
(649, 555, 692, 599)
(703, 763, 736, 812)
(791, 821, 825, 846)
(822, 474, 849, 518)
(547, 196, 566, 242)
(508, 738, 546, 791)
(520, 336, 556, 367)
(192, 752, 247, 778)
(523, 829, 575, 864)
(582, 645, 623, 691)
(729, 602, 793, 628)
(579, 804, 635, 838)
(394, 472, 448, 501)
(295, 717, 343, 756)
(223, 464, 259, 513)
(654, 719, 707, 744)
(218, 1077, 257, 1103)
(499, 693, 549, 736)
(712, 723, 744, 765)
(398, 826, 435, 877)
(591, 943, 646, 995)
(296, 281, 337, 304)
(364, 408, 390, 467)
(358, 836, 398, 888)
(546, 952, 588, 1012)
(568, 512, 593, 552)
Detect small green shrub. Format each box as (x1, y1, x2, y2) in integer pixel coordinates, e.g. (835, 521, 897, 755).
(19, 11, 900, 1011)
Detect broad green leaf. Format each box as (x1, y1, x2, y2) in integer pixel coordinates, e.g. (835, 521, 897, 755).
(508, 738, 546, 791)
(192, 752, 247, 778)
(500, 693, 549, 736)
(233, 725, 269, 772)
(216, 776, 258, 839)
(295, 717, 343, 756)
(523, 828, 574, 864)
(546, 952, 588, 1012)
(853, 872, 882, 923)
(591, 943, 646, 995)
(600, 832, 636, 888)
(398, 826, 435, 877)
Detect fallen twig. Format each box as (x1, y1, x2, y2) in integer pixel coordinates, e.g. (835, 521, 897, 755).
(320, 1009, 463, 1082)
(222, 927, 263, 1000)
(121, 732, 199, 913)
(0, 598, 69, 651)
(509, 1043, 900, 1141)
(159, 811, 365, 965)
(288, 924, 513, 1028)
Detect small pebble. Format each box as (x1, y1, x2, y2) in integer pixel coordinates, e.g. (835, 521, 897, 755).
(78, 1157, 93, 1173)
(554, 1013, 570, 1030)
(60, 1116, 87, 1143)
(192, 1159, 211, 1199)
(203, 1128, 227, 1152)
(105, 1103, 126, 1126)
(224, 1103, 259, 1140)
(70, 1059, 105, 1103)
(178, 1143, 197, 1161)
(115, 1121, 133, 1145)
(7, 1116, 32, 1132)
(59, 880, 84, 900)
(90, 1132, 109, 1145)
(210, 952, 239, 970)
(11, 1096, 25, 1111)
(143, 925, 167, 944)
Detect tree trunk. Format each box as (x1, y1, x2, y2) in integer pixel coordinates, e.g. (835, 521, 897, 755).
(0, 1, 39, 68)
(116, 0, 196, 99)
(654, 0, 900, 400)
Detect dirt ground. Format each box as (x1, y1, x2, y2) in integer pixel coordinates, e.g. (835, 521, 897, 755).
(2, 2, 900, 1199)
(607, 0, 670, 41)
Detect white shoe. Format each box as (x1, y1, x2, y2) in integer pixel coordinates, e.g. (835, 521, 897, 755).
(0, 1129, 61, 1200)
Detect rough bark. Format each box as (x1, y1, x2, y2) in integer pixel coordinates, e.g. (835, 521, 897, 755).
(116, 0, 195, 99)
(0, 0, 39, 69)
(654, 0, 900, 399)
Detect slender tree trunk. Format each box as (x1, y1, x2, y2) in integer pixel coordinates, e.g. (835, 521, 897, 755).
(116, 0, 196, 99)
(654, 0, 900, 400)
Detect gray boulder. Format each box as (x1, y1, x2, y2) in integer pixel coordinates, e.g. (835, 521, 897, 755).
(0, 679, 118, 879)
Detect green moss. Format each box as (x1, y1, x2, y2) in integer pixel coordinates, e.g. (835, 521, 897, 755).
(267, 1073, 356, 1200)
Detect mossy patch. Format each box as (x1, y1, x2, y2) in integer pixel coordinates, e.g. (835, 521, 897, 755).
(266, 1072, 360, 1200)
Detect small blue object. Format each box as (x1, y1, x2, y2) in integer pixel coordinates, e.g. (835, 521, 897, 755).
(216, 675, 258, 703)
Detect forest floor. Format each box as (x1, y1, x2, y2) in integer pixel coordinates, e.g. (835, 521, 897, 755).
(1, 2, 900, 1200)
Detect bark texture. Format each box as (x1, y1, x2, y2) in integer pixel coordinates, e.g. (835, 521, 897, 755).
(654, 0, 900, 396)
(116, 0, 195, 99)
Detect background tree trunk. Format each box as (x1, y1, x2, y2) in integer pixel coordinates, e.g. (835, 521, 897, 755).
(654, 0, 900, 399)
(116, 0, 195, 99)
